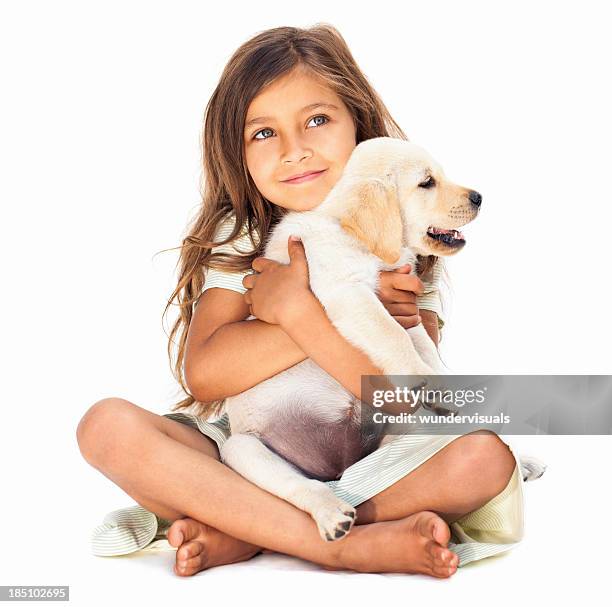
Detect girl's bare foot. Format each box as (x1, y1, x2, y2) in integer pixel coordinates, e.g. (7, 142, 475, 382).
(168, 511, 458, 578)
(338, 511, 460, 578)
(167, 518, 262, 576)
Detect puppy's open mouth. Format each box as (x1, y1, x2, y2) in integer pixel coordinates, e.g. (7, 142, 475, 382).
(426, 226, 466, 248)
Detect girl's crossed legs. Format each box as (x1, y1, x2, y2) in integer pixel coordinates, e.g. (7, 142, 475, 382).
(76, 398, 517, 578)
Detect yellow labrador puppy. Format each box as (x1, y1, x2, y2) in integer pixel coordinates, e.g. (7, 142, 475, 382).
(220, 137, 481, 541)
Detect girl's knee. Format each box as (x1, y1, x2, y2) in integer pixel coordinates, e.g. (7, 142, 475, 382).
(76, 397, 140, 463)
(455, 430, 517, 498)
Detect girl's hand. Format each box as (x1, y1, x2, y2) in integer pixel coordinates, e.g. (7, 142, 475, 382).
(242, 236, 313, 326)
(377, 264, 424, 329)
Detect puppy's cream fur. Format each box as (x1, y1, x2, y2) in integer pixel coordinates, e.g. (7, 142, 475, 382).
(220, 137, 481, 541)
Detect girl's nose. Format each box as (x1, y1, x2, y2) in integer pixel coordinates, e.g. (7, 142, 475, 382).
(281, 139, 313, 165)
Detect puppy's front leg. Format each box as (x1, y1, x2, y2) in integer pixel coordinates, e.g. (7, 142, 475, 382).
(317, 284, 434, 377)
(406, 322, 446, 373)
(404, 322, 459, 416)
(220, 433, 356, 541)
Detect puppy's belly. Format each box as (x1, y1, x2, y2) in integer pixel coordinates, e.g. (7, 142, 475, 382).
(225, 359, 389, 481)
(257, 403, 387, 481)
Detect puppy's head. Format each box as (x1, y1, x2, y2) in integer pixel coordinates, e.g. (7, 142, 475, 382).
(327, 137, 482, 264)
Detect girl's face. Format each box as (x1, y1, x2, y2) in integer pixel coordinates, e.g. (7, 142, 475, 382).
(243, 66, 358, 212)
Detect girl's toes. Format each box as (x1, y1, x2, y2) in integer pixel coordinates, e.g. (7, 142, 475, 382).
(177, 539, 203, 562)
(433, 564, 453, 578)
(444, 560, 459, 577)
(174, 562, 191, 577)
(429, 517, 450, 547)
(430, 544, 454, 567)
(428, 542, 445, 562)
(444, 551, 459, 570)
(432, 551, 458, 578)
(176, 553, 205, 576)
(167, 521, 186, 548)
(176, 540, 205, 575)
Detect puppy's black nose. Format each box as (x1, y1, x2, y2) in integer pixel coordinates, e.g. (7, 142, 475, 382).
(468, 190, 482, 207)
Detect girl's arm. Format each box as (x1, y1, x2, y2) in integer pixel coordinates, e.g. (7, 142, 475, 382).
(186, 237, 385, 403)
(186, 240, 437, 402)
(184, 288, 309, 402)
(419, 310, 439, 347)
(187, 287, 382, 403)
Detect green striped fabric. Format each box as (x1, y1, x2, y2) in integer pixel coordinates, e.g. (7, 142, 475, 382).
(91, 412, 533, 568)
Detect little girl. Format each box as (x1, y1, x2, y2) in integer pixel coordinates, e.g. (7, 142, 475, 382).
(77, 24, 525, 579)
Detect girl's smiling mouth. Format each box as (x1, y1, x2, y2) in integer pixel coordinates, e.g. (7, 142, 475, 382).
(281, 169, 327, 184)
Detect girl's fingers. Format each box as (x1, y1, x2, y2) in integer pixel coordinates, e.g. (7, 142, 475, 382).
(385, 303, 419, 317)
(391, 273, 424, 296)
(378, 286, 418, 304)
(252, 257, 277, 272)
(242, 274, 256, 290)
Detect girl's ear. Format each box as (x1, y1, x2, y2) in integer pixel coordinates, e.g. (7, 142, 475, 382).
(339, 177, 403, 264)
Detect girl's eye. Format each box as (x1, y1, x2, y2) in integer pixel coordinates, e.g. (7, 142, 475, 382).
(308, 114, 329, 128)
(252, 114, 330, 141)
(253, 127, 274, 141)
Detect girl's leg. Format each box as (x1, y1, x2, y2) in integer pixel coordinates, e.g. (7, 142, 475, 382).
(76, 398, 508, 576)
(77, 398, 265, 572)
(76, 398, 371, 571)
(354, 429, 518, 526)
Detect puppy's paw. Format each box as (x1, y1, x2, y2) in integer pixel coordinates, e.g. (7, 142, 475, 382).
(519, 455, 547, 482)
(312, 497, 357, 542)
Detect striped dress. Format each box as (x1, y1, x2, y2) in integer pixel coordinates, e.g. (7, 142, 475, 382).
(91, 214, 541, 567)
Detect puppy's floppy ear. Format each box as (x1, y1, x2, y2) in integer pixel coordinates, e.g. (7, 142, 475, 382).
(339, 176, 403, 264)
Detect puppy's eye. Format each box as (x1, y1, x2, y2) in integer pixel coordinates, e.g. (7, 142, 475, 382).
(419, 176, 436, 189)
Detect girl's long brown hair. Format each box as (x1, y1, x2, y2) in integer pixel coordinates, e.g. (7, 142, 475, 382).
(160, 23, 445, 420)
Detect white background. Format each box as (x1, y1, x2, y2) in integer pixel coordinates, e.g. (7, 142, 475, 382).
(1, 0, 610, 604)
